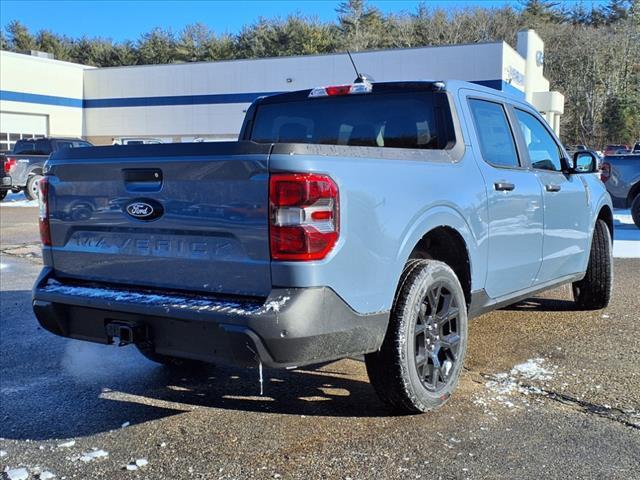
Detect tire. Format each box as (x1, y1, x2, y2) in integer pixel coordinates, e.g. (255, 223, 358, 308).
(25, 174, 43, 201)
(631, 194, 640, 229)
(572, 219, 613, 310)
(136, 344, 210, 371)
(365, 260, 468, 414)
(0, 190, 7, 201)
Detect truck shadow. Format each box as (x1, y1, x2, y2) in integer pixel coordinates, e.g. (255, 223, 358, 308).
(502, 296, 577, 312)
(0, 289, 391, 441)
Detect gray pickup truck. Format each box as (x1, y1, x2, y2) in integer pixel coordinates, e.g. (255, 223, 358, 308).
(0, 137, 92, 200)
(32, 80, 613, 413)
(601, 153, 640, 227)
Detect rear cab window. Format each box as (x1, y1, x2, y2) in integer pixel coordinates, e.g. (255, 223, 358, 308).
(468, 98, 520, 168)
(247, 84, 456, 151)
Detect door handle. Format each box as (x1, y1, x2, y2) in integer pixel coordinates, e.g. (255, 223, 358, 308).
(494, 182, 515, 192)
(545, 184, 561, 192)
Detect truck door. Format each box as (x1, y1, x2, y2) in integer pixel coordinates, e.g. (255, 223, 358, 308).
(465, 96, 544, 298)
(511, 108, 591, 283)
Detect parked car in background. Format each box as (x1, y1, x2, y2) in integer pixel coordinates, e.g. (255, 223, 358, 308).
(604, 144, 630, 155)
(113, 137, 163, 145)
(0, 137, 92, 201)
(33, 80, 612, 414)
(601, 153, 640, 228)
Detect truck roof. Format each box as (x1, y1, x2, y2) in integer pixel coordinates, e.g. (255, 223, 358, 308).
(255, 79, 525, 105)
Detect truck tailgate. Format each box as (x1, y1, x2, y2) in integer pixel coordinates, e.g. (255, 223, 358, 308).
(46, 142, 272, 297)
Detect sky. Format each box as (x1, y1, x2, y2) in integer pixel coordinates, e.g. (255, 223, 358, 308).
(1, 0, 608, 41)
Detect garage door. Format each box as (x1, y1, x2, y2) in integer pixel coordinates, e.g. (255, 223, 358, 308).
(0, 112, 49, 152)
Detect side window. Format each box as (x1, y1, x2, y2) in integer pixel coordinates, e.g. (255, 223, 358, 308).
(514, 109, 562, 171)
(468, 99, 519, 168)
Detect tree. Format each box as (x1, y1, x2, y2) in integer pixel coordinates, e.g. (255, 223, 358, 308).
(136, 28, 177, 64)
(5, 20, 36, 51)
(176, 23, 213, 62)
(336, 0, 385, 51)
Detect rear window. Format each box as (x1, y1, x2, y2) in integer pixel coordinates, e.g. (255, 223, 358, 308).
(250, 91, 454, 150)
(55, 140, 92, 150)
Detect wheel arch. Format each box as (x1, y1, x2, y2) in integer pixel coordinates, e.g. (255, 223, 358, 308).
(395, 206, 480, 309)
(28, 166, 44, 176)
(597, 204, 614, 241)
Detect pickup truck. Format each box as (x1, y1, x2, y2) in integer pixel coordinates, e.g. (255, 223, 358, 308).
(0, 137, 92, 201)
(32, 80, 613, 413)
(601, 153, 640, 227)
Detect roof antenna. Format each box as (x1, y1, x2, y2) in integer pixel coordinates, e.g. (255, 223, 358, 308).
(346, 50, 373, 84)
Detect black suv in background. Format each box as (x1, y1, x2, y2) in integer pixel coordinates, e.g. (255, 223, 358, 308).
(1, 138, 92, 201)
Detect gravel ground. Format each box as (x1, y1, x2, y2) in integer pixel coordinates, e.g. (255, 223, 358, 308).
(1, 207, 638, 480)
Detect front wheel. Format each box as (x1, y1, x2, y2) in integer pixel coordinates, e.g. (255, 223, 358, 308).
(572, 219, 613, 310)
(365, 260, 468, 414)
(25, 174, 43, 201)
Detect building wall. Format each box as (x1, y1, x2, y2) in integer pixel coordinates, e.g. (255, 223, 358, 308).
(1, 33, 563, 147)
(0, 51, 90, 149)
(83, 42, 514, 144)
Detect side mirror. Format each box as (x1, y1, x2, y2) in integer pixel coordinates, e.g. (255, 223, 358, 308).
(571, 151, 597, 173)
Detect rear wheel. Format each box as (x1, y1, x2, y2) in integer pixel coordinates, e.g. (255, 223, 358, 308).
(572, 219, 613, 310)
(631, 194, 640, 229)
(365, 260, 468, 413)
(136, 344, 210, 370)
(0, 190, 7, 201)
(25, 174, 43, 201)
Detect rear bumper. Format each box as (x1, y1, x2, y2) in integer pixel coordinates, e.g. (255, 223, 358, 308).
(32, 268, 388, 369)
(1, 175, 12, 188)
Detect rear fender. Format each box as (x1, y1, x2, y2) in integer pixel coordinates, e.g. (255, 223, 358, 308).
(394, 205, 482, 298)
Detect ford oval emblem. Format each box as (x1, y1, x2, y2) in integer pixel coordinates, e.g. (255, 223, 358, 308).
(125, 199, 163, 221)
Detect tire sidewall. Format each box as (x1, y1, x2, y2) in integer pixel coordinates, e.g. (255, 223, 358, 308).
(26, 174, 43, 201)
(397, 261, 468, 411)
(631, 195, 640, 229)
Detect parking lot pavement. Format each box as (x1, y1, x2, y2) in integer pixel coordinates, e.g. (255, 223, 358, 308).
(1, 208, 639, 479)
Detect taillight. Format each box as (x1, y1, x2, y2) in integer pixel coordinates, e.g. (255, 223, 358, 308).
(600, 162, 611, 183)
(38, 177, 51, 246)
(308, 82, 372, 97)
(3, 157, 16, 173)
(269, 173, 339, 261)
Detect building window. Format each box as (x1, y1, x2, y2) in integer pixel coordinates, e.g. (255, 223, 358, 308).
(0, 132, 39, 152)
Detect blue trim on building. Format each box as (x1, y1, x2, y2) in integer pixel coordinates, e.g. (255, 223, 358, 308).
(2, 80, 524, 110)
(83, 91, 285, 108)
(0, 89, 83, 108)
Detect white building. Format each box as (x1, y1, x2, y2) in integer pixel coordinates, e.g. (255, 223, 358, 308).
(0, 29, 564, 148)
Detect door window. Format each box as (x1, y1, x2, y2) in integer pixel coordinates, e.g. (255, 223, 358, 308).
(514, 109, 562, 171)
(468, 99, 519, 168)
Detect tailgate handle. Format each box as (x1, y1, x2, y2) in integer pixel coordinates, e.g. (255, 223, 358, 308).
(123, 168, 162, 192)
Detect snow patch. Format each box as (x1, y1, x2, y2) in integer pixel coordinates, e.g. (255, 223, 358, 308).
(39, 472, 56, 480)
(0, 191, 39, 207)
(125, 459, 148, 471)
(510, 357, 555, 381)
(41, 282, 263, 316)
(0, 263, 8, 271)
(121, 421, 130, 428)
(3, 467, 29, 480)
(57, 440, 75, 448)
(262, 296, 290, 313)
(613, 209, 640, 258)
(79, 449, 109, 462)
(474, 358, 556, 411)
(0, 449, 6, 457)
